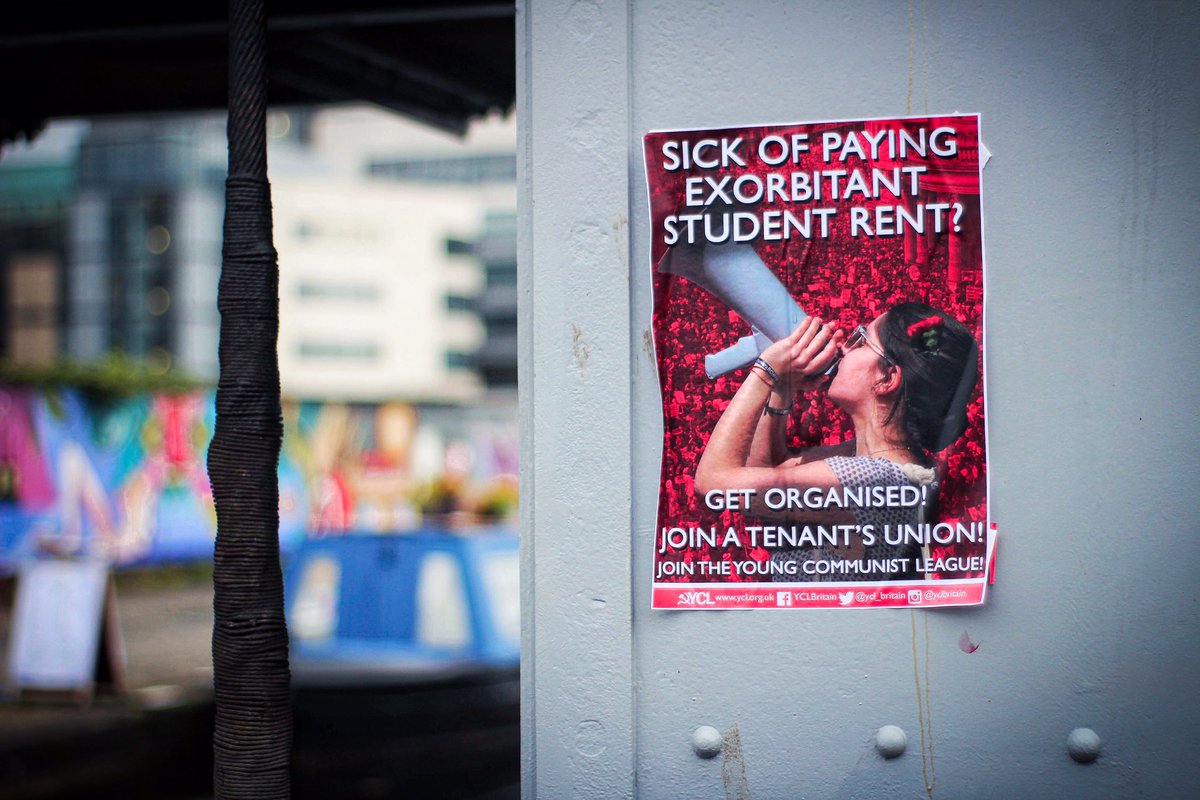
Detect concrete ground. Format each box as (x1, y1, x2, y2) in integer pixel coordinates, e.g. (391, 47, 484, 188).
(0, 565, 216, 696)
(111, 578, 215, 693)
(0, 567, 216, 800)
(0, 565, 519, 799)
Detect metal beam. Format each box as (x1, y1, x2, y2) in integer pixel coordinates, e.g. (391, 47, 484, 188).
(0, 5, 515, 50)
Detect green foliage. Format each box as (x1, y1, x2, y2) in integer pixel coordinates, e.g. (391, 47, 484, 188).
(0, 352, 205, 403)
(409, 474, 519, 523)
(409, 474, 464, 516)
(474, 476, 519, 520)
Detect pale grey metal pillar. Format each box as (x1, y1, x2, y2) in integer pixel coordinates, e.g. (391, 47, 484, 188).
(520, 1, 1200, 797)
(518, 1, 635, 797)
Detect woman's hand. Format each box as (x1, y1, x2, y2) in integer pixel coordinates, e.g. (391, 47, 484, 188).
(759, 316, 843, 392)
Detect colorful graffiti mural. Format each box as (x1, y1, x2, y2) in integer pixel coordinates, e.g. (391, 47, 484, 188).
(0, 386, 518, 571)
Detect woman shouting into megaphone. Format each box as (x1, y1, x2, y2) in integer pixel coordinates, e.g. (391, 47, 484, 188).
(694, 302, 978, 581)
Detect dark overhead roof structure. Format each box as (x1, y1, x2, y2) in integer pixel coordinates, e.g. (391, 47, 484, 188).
(1, 1, 516, 144)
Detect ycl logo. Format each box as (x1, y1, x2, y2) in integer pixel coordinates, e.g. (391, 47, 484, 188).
(679, 591, 715, 606)
(907, 589, 923, 604)
(776, 591, 794, 607)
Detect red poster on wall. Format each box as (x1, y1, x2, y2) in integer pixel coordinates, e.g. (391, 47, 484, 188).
(644, 114, 992, 610)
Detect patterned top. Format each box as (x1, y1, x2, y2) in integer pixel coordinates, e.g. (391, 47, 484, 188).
(769, 456, 935, 583)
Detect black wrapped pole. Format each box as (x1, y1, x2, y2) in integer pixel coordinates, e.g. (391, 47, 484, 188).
(208, 0, 291, 796)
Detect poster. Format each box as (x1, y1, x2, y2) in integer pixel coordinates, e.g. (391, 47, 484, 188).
(644, 114, 991, 609)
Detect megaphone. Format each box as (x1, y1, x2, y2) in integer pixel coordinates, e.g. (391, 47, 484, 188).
(658, 242, 807, 378)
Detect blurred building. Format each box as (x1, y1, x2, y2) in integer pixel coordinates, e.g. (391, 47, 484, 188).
(275, 106, 517, 401)
(70, 115, 227, 377)
(453, 210, 517, 389)
(0, 123, 80, 365)
(0, 106, 517, 403)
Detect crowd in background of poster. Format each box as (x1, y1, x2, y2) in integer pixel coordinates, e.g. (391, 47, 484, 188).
(644, 114, 991, 609)
(0, 386, 517, 572)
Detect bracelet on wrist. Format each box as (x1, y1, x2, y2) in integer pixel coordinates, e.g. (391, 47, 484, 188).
(752, 357, 781, 388)
(763, 402, 792, 417)
(748, 368, 774, 390)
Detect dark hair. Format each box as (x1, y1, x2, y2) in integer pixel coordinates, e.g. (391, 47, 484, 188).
(877, 302, 979, 457)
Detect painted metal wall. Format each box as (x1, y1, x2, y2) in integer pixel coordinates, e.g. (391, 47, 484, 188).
(519, 1, 1200, 797)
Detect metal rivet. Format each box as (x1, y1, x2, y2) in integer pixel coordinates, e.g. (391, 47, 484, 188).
(692, 725, 723, 758)
(1067, 727, 1101, 763)
(875, 725, 907, 758)
(574, 720, 607, 757)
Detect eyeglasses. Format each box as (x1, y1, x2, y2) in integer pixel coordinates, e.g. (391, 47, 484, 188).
(844, 325, 894, 365)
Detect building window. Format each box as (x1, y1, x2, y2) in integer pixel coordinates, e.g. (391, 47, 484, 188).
(445, 294, 474, 312)
(445, 237, 473, 256)
(369, 154, 517, 185)
(298, 341, 380, 360)
(297, 282, 380, 302)
(4, 255, 59, 365)
(486, 265, 517, 288)
(445, 350, 475, 370)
